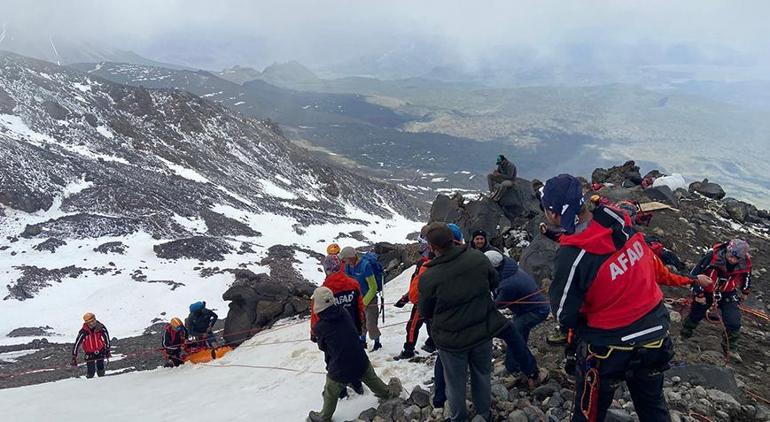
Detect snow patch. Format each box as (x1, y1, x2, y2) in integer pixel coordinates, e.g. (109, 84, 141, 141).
(157, 157, 210, 183)
(0, 349, 37, 363)
(96, 125, 114, 139)
(259, 179, 297, 200)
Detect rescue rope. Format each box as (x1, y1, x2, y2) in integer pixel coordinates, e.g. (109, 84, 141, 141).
(198, 363, 326, 375)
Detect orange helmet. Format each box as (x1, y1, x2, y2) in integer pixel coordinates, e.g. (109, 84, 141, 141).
(83, 312, 96, 323)
(326, 243, 341, 255)
(170, 317, 183, 328)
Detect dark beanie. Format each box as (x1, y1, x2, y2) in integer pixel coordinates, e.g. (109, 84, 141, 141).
(472, 230, 487, 239)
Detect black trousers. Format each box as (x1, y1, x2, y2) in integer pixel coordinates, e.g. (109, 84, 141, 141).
(165, 348, 184, 367)
(572, 337, 673, 422)
(85, 352, 106, 378)
(403, 305, 434, 352)
(685, 293, 741, 332)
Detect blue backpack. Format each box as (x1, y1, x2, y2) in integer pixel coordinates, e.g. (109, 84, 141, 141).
(361, 251, 385, 292)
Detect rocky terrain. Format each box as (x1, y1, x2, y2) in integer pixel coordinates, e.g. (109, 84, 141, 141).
(0, 51, 425, 346)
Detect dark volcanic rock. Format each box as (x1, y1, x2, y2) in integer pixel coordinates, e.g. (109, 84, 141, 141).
(644, 185, 678, 207)
(32, 238, 67, 253)
(496, 178, 541, 221)
(592, 161, 642, 186)
(200, 208, 261, 237)
(666, 365, 740, 398)
(93, 241, 128, 254)
(519, 234, 559, 285)
(722, 198, 751, 223)
(153, 236, 234, 261)
(22, 214, 141, 239)
(429, 193, 464, 224)
(689, 179, 726, 200)
(7, 326, 54, 337)
(0, 87, 16, 113)
(6, 265, 87, 300)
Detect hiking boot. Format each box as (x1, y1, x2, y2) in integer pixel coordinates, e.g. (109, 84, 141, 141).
(351, 381, 364, 395)
(372, 339, 382, 351)
(728, 351, 743, 363)
(393, 349, 415, 361)
(526, 368, 549, 390)
(96, 369, 105, 377)
(546, 330, 567, 345)
(307, 411, 327, 422)
(421, 342, 437, 354)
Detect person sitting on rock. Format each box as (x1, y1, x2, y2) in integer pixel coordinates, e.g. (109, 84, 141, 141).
(71, 312, 111, 378)
(393, 226, 436, 360)
(162, 317, 188, 367)
(469, 229, 502, 254)
(308, 287, 400, 422)
(322, 243, 341, 276)
(486, 250, 550, 373)
(487, 154, 517, 201)
(681, 239, 752, 362)
(340, 247, 382, 351)
(541, 174, 713, 422)
(185, 301, 218, 348)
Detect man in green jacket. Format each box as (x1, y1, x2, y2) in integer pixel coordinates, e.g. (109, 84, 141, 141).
(419, 223, 509, 422)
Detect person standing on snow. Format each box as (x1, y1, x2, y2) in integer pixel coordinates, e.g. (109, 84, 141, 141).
(162, 317, 188, 367)
(308, 287, 400, 422)
(681, 239, 752, 361)
(340, 247, 382, 351)
(541, 174, 712, 422)
(186, 301, 218, 348)
(72, 312, 111, 378)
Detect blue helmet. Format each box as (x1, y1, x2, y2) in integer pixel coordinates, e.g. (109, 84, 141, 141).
(189, 301, 205, 313)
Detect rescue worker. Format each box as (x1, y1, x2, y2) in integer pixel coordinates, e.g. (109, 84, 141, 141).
(542, 174, 712, 422)
(308, 287, 400, 422)
(162, 317, 188, 367)
(681, 239, 752, 361)
(322, 243, 341, 276)
(71, 313, 111, 378)
(340, 247, 382, 351)
(186, 301, 218, 348)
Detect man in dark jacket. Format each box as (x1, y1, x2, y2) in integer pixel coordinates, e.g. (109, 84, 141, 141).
(470, 230, 502, 254)
(72, 312, 111, 378)
(542, 174, 712, 422)
(487, 251, 550, 373)
(308, 287, 399, 422)
(487, 155, 517, 201)
(186, 301, 218, 348)
(419, 222, 509, 422)
(162, 317, 188, 367)
(682, 239, 751, 361)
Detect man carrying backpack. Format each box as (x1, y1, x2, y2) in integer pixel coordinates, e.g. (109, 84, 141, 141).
(72, 312, 111, 378)
(186, 301, 218, 348)
(341, 246, 384, 351)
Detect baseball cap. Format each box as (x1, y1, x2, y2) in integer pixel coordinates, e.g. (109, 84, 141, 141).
(541, 174, 585, 234)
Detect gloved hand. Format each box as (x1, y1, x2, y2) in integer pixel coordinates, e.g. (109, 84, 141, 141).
(71, 356, 78, 367)
(394, 295, 409, 308)
(694, 294, 707, 305)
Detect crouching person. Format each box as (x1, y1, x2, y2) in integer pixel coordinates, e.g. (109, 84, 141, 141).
(308, 287, 400, 422)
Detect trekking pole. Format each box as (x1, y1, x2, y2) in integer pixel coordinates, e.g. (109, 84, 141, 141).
(381, 292, 385, 324)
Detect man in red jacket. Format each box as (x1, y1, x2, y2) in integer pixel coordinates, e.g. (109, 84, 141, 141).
(542, 174, 711, 422)
(682, 239, 752, 361)
(72, 312, 111, 378)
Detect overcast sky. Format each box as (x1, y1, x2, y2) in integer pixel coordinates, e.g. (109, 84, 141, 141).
(2, 0, 769, 71)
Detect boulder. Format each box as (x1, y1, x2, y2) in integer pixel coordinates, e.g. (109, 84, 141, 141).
(722, 198, 751, 223)
(32, 238, 67, 253)
(429, 193, 464, 224)
(666, 365, 740, 397)
(497, 178, 541, 222)
(644, 185, 678, 207)
(409, 385, 431, 408)
(689, 179, 726, 200)
(457, 198, 507, 241)
(222, 270, 315, 346)
(592, 161, 642, 186)
(519, 234, 559, 285)
(7, 326, 53, 337)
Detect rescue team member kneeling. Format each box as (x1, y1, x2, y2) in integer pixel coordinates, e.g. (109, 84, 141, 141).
(542, 174, 712, 422)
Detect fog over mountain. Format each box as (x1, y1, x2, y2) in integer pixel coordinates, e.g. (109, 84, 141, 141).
(2, 0, 769, 77)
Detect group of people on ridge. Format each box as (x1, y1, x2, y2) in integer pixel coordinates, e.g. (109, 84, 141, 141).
(71, 302, 219, 375)
(309, 167, 754, 422)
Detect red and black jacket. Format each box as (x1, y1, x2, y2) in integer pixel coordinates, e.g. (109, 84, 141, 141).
(691, 243, 752, 296)
(550, 205, 692, 347)
(311, 270, 365, 336)
(72, 322, 110, 357)
(162, 324, 189, 351)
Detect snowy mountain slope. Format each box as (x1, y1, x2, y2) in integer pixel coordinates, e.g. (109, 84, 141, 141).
(0, 269, 432, 422)
(0, 51, 424, 344)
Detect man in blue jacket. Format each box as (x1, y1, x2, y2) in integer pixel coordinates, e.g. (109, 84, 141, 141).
(308, 287, 399, 422)
(186, 301, 218, 348)
(340, 246, 382, 351)
(486, 250, 550, 374)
